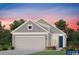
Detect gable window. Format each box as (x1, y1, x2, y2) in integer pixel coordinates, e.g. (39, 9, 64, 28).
(27, 24, 33, 30)
(59, 36, 63, 48)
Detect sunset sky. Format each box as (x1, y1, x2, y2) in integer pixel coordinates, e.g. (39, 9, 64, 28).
(0, 3, 79, 30)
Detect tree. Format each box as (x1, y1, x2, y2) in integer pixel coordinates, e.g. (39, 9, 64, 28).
(66, 28, 75, 45)
(72, 30, 79, 45)
(10, 19, 25, 30)
(0, 19, 25, 50)
(55, 19, 67, 31)
(55, 19, 75, 46)
(77, 22, 79, 26)
(72, 22, 79, 46)
(0, 21, 12, 49)
(77, 22, 79, 30)
(0, 30, 11, 45)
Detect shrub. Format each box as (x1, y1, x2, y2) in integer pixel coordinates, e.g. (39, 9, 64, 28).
(0, 45, 2, 51)
(2, 46, 8, 50)
(0, 48, 2, 51)
(46, 46, 56, 50)
(11, 46, 15, 50)
(61, 45, 78, 51)
(61, 47, 68, 51)
(68, 45, 76, 50)
(46, 47, 52, 50)
(2, 45, 8, 50)
(52, 46, 56, 50)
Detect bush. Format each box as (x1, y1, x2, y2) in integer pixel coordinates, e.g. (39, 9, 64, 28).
(68, 45, 76, 50)
(0, 48, 2, 51)
(52, 46, 56, 50)
(61, 45, 78, 51)
(46, 46, 56, 50)
(0, 45, 2, 51)
(2, 46, 8, 50)
(11, 46, 15, 50)
(2, 45, 8, 50)
(61, 47, 68, 51)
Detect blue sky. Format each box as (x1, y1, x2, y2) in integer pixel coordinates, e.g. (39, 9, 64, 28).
(0, 3, 79, 30)
(0, 3, 79, 19)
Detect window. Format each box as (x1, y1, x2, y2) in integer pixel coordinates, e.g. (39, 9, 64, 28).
(27, 24, 33, 30)
(29, 26, 32, 29)
(59, 36, 63, 48)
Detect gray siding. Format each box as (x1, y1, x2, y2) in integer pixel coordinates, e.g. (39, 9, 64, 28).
(14, 21, 47, 33)
(37, 19, 63, 34)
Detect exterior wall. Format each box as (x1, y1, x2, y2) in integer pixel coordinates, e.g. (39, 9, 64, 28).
(51, 34, 58, 48)
(51, 34, 66, 50)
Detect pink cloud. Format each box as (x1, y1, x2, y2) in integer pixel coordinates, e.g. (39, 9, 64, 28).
(67, 18, 79, 31)
(0, 15, 79, 31)
(0, 17, 14, 30)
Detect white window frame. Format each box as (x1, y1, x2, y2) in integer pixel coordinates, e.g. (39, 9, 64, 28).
(27, 24, 33, 30)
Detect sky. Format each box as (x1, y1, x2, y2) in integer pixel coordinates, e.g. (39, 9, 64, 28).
(0, 3, 79, 30)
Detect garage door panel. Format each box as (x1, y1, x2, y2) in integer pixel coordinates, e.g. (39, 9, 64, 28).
(15, 36, 45, 50)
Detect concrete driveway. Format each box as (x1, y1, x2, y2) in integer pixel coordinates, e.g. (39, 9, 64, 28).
(0, 50, 41, 55)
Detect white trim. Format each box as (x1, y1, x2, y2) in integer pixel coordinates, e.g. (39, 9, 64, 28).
(15, 36, 45, 38)
(12, 35, 14, 47)
(36, 18, 67, 38)
(12, 32, 48, 35)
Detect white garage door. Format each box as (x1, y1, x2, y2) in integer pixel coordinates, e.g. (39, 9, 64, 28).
(15, 36, 45, 50)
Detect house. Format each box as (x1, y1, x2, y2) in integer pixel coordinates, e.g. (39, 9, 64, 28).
(11, 19, 67, 50)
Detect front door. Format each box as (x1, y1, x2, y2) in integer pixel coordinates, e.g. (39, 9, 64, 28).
(59, 36, 63, 48)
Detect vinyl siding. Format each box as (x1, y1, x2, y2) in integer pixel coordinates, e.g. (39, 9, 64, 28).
(14, 21, 47, 33)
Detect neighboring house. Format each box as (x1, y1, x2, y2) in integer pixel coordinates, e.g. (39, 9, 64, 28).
(11, 19, 67, 50)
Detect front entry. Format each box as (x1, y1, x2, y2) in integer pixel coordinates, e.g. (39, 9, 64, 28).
(59, 36, 63, 48)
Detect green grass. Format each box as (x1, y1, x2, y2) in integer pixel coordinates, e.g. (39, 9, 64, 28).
(31, 50, 66, 55)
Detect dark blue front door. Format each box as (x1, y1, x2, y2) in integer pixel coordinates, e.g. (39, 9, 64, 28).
(59, 36, 63, 48)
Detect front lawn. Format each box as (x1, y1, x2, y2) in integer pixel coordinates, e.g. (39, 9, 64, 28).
(31, 50, 66, 55)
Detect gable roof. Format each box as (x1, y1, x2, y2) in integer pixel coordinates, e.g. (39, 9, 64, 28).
(36, 19, 67, 37)
(11, 20, 48, 33)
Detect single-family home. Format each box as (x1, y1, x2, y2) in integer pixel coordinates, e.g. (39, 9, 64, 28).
(11, 19, 67, 50)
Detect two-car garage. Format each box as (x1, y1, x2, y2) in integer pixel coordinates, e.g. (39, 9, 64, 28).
(14, 36, 46, 50)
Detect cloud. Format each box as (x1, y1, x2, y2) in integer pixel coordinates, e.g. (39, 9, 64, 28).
(0, 4, 79, 23)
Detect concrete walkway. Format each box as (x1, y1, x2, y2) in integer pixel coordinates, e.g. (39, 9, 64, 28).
(0, 50, 40, 55)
